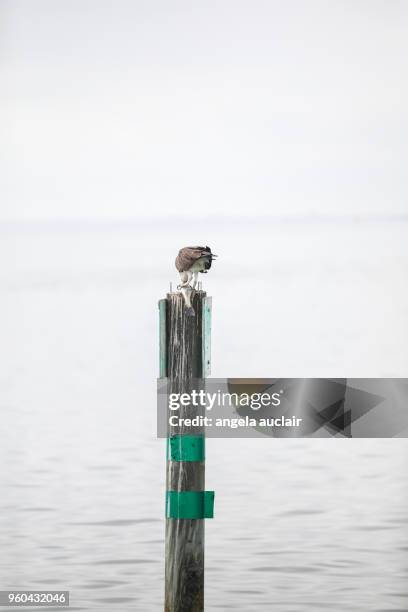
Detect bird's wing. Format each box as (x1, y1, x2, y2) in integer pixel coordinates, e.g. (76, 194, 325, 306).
(175, 246, 210, 272)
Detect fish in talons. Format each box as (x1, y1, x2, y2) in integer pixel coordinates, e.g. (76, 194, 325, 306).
(175, 246, 217, 316)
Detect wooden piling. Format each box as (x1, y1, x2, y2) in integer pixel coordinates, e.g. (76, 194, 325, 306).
(159, 290, 213, 612)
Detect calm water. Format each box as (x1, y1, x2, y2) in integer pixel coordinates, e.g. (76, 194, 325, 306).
(0, 218, 407, 611)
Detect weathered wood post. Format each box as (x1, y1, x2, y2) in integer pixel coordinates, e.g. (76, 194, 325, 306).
(159, 290, 214, 612)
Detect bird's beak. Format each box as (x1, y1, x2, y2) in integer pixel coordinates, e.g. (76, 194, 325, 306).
(212, 254, 218, 258)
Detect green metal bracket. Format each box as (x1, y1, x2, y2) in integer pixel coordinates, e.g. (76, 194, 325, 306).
(158, 299, 167, 378)
(202, 296, 212, 377)
(166, 490, 215, 519)
(167, 435, 205, 462)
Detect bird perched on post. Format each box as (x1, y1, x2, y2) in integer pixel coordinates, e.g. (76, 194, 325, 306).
(175, 246, 217, 316)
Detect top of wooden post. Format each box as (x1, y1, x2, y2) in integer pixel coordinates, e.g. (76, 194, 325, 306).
(158, 290, 211, 379)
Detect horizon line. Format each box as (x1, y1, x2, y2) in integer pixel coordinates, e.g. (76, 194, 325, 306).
(1, 212, 408, 229)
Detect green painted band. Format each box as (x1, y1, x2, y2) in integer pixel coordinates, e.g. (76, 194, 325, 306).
(166, 491, 215, 519)
(167, 435, 205, 462)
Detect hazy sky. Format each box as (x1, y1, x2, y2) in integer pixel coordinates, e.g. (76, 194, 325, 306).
(2, 0, 407, 220)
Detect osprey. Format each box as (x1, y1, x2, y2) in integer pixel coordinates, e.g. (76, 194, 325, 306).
(175, 246, 217, 316)
(176, 246, 217, 289)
